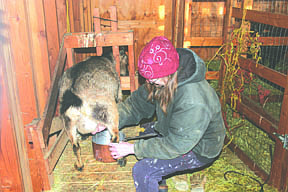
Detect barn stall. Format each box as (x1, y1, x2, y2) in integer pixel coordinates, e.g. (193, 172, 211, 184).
(0, 0, 288, 191)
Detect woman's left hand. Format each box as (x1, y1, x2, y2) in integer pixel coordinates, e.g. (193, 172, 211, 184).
(108, 142, 135, 159)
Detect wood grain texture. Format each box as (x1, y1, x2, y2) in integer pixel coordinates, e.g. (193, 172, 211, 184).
(232, 8, 288, 29)
(43, 0, 61, 78)
(26, 0, 51, 116)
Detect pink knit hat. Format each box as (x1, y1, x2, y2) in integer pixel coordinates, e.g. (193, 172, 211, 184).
(138, 36, 179, 79)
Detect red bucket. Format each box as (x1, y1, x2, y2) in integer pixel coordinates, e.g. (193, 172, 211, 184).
(92, 142, 116, 163)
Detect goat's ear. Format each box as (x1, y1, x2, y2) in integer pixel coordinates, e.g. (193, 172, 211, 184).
(60, 90, 82, 114)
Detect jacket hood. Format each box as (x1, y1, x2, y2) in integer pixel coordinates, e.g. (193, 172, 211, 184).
(176, 48, 206, 87)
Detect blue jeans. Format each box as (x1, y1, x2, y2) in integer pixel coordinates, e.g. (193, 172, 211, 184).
(132, 122, 209, 192)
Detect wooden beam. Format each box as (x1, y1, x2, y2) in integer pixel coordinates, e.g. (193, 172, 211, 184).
(259, 37, 288, 46)
(185, 37, 223, 47)
(242, 96, 279, 126)
(24, 124, 51, 190)
(220, 0, 233, 94)
(39, 40, 67, 147)
(50, 117, 64, 135)
(128, 44, 137, 92)
(238, 99, 279, 140)
(232, 8, 288, 29)
(66, 48, 74, 68)
(245, 94, 283, 103)
(45, 129, 69, 174)
(64, 31, 134, 48)
(239, 57, 286, 88)
(223, 0, 233, 44)
(270, 53, 288, 190)
(175, 0, 185, 48)
(225, 138, 269, 184)
(118, 20, 164, 29)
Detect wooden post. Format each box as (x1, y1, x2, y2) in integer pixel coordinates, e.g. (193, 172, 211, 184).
(185, 0, 192, 38)
(175, 0, 185, 48)
(40, 40, 67, 147)
(270, 76, 288, 191)
(110, 6, 120, 76)
(128, 44, 136, 92)
(219, 0, 233, 96)
(66, 48, 75, 68)
(164, 0, 176, 42)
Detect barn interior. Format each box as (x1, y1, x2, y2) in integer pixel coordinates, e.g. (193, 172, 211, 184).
(0, 0, 288, 191)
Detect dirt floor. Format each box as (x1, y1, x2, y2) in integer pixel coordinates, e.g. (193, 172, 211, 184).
(49, 125, 278, 192)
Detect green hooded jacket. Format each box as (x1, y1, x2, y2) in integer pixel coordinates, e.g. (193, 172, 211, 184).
(118, 48, 226, 162)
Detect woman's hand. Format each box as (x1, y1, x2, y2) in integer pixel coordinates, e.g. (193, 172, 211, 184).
(109, 142, 135, 159)
(91, 124, 107, 135)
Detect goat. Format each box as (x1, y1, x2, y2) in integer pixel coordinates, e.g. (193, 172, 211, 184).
(59, 53, 122, 170)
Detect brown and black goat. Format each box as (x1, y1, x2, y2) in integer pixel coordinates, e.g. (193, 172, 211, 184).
(58, 53, 122, 170)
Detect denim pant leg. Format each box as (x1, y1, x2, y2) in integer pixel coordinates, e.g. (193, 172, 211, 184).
(132, 150, 207, 192)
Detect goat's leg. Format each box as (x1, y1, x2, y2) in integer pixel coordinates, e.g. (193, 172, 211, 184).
(66, 124, 84, 171)
(72, 142, 84, 171)
(107, 101, 119, 142)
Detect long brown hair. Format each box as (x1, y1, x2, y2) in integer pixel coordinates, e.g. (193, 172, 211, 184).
(145, 71, 178, 115)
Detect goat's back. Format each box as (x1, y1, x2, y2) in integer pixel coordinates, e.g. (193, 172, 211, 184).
(59, 55, 121, 102)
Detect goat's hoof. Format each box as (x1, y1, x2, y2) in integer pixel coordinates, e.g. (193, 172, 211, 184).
(117, 157, 127, 167)
(112, 135, 119, 143)
(74, 163, 84, 171)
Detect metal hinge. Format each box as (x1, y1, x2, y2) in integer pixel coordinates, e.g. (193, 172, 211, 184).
(273, 132, 288, 150)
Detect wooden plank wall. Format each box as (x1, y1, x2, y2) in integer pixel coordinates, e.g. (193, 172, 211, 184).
(0, 0, 67, 191)
(67, 0, 166, 65)
(0, 47, 28, 191)
(67, 0, 230, 61)
(0, 64, 27, 192)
